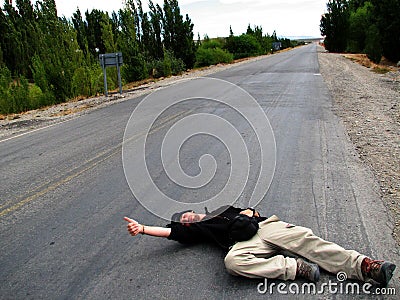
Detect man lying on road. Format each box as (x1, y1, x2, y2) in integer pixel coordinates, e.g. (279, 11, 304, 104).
(124, 205, 396, 287)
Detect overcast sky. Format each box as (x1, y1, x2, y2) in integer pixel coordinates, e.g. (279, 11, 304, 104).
(34, 0, 327, 38)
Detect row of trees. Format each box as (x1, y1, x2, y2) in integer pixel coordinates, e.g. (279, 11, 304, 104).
(0, 0, 294, 114)
(0, 0, 196, 114)
(320, 0, 400, 63)
(195, 26, 296, 67)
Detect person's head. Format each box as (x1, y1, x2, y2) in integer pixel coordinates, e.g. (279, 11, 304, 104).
(171, 210, 205, 226)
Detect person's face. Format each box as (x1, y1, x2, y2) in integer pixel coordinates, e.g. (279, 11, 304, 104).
(180, 211, 201, 224)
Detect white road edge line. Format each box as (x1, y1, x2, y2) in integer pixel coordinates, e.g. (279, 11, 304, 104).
(0, 117, 76, 144)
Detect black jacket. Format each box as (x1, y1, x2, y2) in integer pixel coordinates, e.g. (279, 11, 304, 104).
(167, 205, 266, 249)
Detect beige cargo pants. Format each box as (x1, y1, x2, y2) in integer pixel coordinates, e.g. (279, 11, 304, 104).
(224, 215, 366, 281)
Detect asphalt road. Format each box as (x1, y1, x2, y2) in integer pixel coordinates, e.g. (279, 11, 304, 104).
(0, 44, 398, 299)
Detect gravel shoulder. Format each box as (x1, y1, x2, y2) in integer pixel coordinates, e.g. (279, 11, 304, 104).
(318, 49, 400, 246)
(1, 46, 399, 245)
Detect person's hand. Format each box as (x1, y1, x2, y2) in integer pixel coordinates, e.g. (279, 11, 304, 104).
(124, 217, 144, 236)
(239, 209, 260, 218)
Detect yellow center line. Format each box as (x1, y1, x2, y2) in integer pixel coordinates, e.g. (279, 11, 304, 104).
(0, 149, 119, 218)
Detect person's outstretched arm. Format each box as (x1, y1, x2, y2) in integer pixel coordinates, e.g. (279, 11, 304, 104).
(124, 217, 171, 238)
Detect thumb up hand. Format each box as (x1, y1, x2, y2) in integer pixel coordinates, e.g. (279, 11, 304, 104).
(124, 217, 143, 236)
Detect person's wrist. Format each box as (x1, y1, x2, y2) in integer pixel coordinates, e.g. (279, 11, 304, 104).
(247, 207, 255, 217)
(141, 225, 146, 235)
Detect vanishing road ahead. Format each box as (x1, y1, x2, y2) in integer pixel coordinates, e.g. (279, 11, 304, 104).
(1, 44, 398, 299)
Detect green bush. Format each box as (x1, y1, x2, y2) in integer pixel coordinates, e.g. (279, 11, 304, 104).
(90, 65, 104, 96)
(0, 76, 30, 114)
(365, 24, 382, 64)
(122, 53, 149, 82)
(0, 66, 11, 90)
(195, 47, 233, 67)
(72, 67, 91, 97)
(72, 64, 112, 97)
(0, 67, 12, 114)
(96, 67, 118, 95)
(200, 39, 224, 49)
(150, 50, 185, 78)
(165, 50, 185, 76)
(162, 54, 172, 77)
(31, 55, 50, 95)
(13, 77, 30, 112)
(105, 67, 118, 91)
(0, 66, 56, 114)
(28, 84, 45, 110)
(225, 34, 263, 59)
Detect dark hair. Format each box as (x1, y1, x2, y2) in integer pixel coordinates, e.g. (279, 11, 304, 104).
(170, 210, 194, 224)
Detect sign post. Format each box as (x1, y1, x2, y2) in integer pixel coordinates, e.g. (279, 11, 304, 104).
(99, 52, 123, 97)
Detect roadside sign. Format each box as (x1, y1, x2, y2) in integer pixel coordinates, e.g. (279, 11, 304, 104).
(99, 52, 123, 96)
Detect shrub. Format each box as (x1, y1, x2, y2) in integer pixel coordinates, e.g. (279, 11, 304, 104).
(122, 53, 148, 82)
(0, 66, 56, 114)
(89, 65, 104, 96)
(364, 24, 382, 64)
(72, 67, 91, 97)
(0, 66, 12, 114)
(150, 50, 185, 78)
(72, 64, 110, 97)
(0, 66, 11, 89)
(31, 55, 50, 96)
(225, 34, 263, 59)
(201, 39, 224, 49)
(0, 76, 30, 114)
(12, 77, 30, 112)
(28, 84, 45, 109)
(96, 66, 120, 95)
(195, 47, 233, 67)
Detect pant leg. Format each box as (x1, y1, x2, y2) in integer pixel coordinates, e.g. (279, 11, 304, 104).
(257, 220, 366, 280)
(224, 231, 297, 280)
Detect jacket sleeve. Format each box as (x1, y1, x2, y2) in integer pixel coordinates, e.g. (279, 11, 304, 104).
(167, 223, 208, 244)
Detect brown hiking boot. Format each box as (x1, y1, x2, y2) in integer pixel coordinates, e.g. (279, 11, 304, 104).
(296, 258, 320, 282)
(361, 257, 396, 287)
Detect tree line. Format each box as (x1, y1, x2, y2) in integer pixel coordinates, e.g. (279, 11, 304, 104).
(0, 0, 296, 114)
(320, 0, 400, 63)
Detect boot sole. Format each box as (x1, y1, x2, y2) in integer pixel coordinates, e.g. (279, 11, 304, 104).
(381, 262, 396, 287)
(313, 265, 320, 282)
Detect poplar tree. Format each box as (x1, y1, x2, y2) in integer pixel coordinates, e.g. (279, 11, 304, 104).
(162, 0, 195, 68)
(1, 1, 24, 76)
(370, 0, 400, 62)
(117, 6, 147, 81)
(320, 0, 350, 52)
(72, 9, 89, 56)
(148, 0, 163, 60)
(101, 13, 117, 53)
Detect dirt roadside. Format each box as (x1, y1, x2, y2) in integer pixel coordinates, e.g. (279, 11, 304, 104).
(1, 47, 399, 245)
(318, 49, 400, 246)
